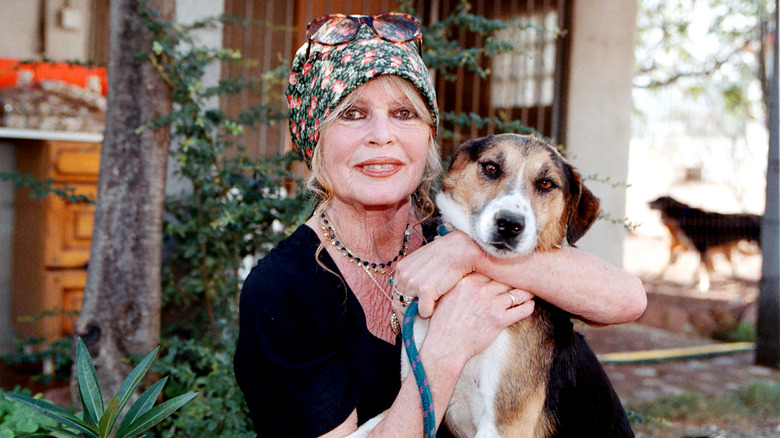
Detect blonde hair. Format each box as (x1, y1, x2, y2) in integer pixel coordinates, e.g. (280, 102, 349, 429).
(306, 75, 441, 224)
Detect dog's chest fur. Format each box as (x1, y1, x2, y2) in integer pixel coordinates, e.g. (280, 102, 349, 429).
(406, 287, 559, 438)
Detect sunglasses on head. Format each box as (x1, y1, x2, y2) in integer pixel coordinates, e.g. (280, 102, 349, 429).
(304, 12, 422, 60)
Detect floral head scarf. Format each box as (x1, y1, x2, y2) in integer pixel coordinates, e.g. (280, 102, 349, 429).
(286, 24, 439, 165)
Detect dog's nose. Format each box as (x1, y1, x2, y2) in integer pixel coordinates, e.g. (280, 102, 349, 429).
(496, 212, 525, 239)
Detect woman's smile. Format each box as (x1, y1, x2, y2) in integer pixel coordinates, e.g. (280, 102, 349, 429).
(357, 157, 404, 177)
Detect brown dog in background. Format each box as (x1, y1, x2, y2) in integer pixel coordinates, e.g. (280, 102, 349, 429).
(648, 195, 761, 291)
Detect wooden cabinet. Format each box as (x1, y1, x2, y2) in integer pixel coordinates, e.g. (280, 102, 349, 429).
(11, 139, 99, 340)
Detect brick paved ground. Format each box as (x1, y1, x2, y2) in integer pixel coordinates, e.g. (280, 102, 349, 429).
(580, 322, 780, 403)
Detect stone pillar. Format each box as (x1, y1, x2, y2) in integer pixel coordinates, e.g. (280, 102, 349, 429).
(564, 0, 637, 268)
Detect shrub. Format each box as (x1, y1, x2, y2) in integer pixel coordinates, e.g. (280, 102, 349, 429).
(3, 338, 197, 438)
(0, 387, 62, 438)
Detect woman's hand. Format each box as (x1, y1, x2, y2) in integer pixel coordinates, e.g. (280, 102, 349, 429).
(425, 273, 535, 360)
(394, 230, 483, 318)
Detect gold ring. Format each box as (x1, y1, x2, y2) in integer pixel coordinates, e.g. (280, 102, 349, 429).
(508, 292, 517, 308)
(390, 313, 401, 334)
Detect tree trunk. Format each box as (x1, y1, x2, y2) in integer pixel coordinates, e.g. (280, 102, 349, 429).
(72, 0, 174, 402)
(756, 0, 780, 369)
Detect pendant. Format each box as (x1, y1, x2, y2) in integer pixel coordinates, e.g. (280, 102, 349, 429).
(390, 313, 401, 334)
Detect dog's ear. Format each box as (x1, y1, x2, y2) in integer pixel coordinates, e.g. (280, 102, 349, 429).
(443, 136, 493, 190)
(566, 169, 601, 245)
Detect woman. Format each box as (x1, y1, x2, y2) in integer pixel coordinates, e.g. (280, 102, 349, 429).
(234, 13, 646, 437)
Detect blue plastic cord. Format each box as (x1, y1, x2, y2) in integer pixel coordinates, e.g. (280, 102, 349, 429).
(402, 298, 436, 437)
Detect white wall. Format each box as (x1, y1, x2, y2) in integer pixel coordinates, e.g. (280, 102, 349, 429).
(0, 0, 92, 60)
(0, 1, 42, 58)
(167, 0, 224, 196)
(565, 0, 637, 268)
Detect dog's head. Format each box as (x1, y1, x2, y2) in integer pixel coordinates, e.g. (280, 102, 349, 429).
(648, 195, 689, 213)
(436, 134, 600, 257)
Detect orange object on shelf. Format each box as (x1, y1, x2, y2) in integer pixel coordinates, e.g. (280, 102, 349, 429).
(0, 58, 107, 95)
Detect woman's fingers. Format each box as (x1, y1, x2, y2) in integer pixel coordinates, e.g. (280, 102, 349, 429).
(394, 231, 483, 318)
(504, 289, 534, 309)
(504, 294, 535, 325)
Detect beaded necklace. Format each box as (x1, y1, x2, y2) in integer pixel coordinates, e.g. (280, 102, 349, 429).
(319, 213, 410, 275)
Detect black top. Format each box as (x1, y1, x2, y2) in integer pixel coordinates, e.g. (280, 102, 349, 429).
(233, 225, 403, 437)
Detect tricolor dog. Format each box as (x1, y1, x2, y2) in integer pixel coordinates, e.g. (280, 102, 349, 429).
(353, 134, 633, 437)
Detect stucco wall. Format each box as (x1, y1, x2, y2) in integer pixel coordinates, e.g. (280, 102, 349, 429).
(0, 0, 91, 60)
(0, 1, 42, 58)
(565, 0, 637, 268)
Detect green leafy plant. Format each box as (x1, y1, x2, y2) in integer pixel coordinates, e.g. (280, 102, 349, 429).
(0, 336, 73, 383)
(3, 338, 197, 438)
(0, 309, 77, 383)
(0, 388, 62, 438)
(153, 336, 255, 437)
(713, 322, 756, 343)
(0, 170, 94, 204)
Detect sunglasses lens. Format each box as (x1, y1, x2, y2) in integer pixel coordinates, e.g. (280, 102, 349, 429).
(373, 14, 420, 42)
(308, 16, 358, 45)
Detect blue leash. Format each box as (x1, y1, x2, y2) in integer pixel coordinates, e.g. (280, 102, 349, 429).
(402, 298, 436, 437)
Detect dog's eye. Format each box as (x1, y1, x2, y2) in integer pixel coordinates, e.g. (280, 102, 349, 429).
(482, 162, 500, 177)
(537, 179, 555, 191)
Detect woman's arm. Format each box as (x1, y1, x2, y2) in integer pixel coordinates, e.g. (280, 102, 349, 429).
(394, 230, 646, 326)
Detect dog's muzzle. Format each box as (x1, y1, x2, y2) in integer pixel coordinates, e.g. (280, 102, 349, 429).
(473, 193, 537, 256)
(495, 210, 525, 241)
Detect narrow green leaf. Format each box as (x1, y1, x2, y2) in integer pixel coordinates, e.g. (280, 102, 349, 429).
(79, 384, 98, 428)
(3, 393, 99, 438)
(115, 378, 167, 438)
(115, 346, 159, 418)
(76, 338, 104, 424)
(115, 392, 197, 438)
(40, 426, 84, 438)
(98, 396, 119, 437)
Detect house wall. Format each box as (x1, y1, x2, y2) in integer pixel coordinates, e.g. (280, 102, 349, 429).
(0, 0, 93, 353)
(0, 2, 42, 58)
(0, 0, 92, 60)
(564, 0, 637, 268)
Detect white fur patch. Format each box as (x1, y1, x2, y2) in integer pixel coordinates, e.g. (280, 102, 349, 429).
(435, 192, 474, 240)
